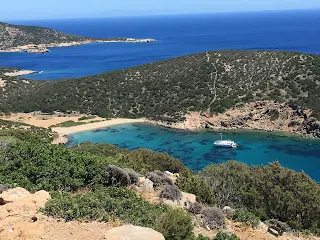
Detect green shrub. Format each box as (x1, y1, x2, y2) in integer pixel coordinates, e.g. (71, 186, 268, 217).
(177, 173, 215, 205)
(0, 141, 117, 192)
(199, 161, 320, 233)
(214, 232, 240, 240)
(229, 208, 260, 227)
(155, 208, 193, 240)
(78, 115, 96, 121)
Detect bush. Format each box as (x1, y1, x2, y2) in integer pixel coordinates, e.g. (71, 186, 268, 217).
(188, 202, 203, 215)
(155, 208, 193, 240)
(159, 184, 182, 201)
(229, 208, 260, 227)
(106, 165, 140, 186)
(147, 171, 173, 187)
(0, 141, 116, 192)
(201, 207, 226, 229)
(43, 187, 166, 224)
(199, 161, 320, 233)
(177, 173, 215, 205)
(214, 232, 240, 240)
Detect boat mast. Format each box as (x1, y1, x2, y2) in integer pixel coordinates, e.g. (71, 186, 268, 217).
(220, 133, 222, 141)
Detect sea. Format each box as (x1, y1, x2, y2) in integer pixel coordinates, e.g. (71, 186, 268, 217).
(1, 9, 320, 80)
(1, 9, 320, 180)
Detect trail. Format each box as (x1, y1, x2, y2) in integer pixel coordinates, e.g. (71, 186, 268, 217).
(205, 52, 218, 113)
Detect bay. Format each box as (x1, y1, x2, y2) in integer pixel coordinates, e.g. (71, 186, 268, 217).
(67, 123, 320, 182)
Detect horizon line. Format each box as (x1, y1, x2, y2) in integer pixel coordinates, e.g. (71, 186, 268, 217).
(2, 8, 320, 22)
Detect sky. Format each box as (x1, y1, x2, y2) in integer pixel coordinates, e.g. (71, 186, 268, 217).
(1, 0, 320, 20)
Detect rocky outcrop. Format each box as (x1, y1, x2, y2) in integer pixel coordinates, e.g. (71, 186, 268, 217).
(152, 101, 320, 138)
(105, 225, 165, 240)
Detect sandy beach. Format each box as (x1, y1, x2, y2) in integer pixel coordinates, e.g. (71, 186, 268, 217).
(52, 118, 146, 144)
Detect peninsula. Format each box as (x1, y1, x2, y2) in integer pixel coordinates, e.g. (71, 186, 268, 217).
(0, 21, 155, 53)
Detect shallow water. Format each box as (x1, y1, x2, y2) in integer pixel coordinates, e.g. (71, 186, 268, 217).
(67, 123, 320, 182)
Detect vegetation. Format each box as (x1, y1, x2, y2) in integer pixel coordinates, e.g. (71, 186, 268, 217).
(72, 142, 190, 174)
(0, 132, 319, 236)
(51, 120, 101, 127)
(1, 51, 320, 127)
(213, 232, 240, 240)
(228, 208, 260, 227)
(78, 115, 97, 121)
(43, 187, 193, 239)
(159, 184, 182, 201)
(199, 161, 320, 233)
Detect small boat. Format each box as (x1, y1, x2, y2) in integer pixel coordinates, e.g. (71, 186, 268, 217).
(214, 133, 237, 148)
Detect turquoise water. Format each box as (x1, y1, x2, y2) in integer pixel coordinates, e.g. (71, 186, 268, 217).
(67, 123, 320, 182)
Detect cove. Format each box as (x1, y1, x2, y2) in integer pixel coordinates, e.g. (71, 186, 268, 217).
(67, 123, 320, 182)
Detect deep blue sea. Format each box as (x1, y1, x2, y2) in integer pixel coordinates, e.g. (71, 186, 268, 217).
(1, 9, 320, 80)
(68, 123, 320, 182)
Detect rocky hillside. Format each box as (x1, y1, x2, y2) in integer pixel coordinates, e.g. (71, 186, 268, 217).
(0, 50, 320, 136)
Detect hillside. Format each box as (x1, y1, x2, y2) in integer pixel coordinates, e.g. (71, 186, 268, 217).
(0, 50, 320, 136)
(0, 21, 154, 52)
(0, 130, 319, 239)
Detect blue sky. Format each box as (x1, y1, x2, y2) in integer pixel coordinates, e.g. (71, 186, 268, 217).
(2, 0, 320, 20)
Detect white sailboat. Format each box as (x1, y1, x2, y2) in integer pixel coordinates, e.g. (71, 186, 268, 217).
(214, 133, 237, 148)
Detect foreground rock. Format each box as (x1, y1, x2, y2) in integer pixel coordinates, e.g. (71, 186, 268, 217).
(105, 225, 165, 240)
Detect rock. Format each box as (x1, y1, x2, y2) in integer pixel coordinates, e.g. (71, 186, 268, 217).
(0, 187, 31, 202)
(222, 206, 233, 213)
(268, 227, 280, 237)
(105, 225, 165, 240)
(164, 171, 179, 183)
(255, 220, 267, 230)
(163, 191, 196, 208)
(136, 177, 154, 192)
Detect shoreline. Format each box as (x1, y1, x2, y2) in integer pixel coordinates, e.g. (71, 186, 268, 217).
(0, 38, 156, 54)
(52, 118, 147, 144)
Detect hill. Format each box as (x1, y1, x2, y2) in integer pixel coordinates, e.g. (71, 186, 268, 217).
(0, 50, 320, 137)
(0, 21, 154, 52)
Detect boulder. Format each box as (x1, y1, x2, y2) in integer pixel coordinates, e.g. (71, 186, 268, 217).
(136, 177, 154, 192)
(0, 187, 31, 202)
(105, 225, 165, 240)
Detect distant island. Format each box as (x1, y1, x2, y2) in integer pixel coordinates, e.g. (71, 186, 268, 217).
(0, 50, 319, 138)
(0, 21, 155, 53)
